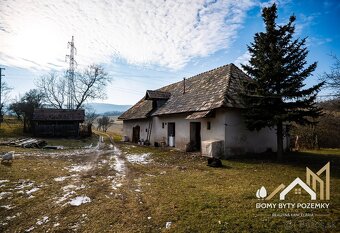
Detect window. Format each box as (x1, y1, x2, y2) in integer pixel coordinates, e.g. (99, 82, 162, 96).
(294, 188, 301, 195)
(162, 122, 165, 128)
(207, 121, 211, 130)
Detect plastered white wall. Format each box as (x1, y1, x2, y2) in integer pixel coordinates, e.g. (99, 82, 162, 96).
(123, 108, 284, 157)
(223, 109, 278, 157)
(122, 119, 150, 142)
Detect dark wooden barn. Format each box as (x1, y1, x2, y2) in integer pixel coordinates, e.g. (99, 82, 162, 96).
(32, 109, 85, 137)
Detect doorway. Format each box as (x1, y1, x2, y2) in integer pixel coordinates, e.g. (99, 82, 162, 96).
(168, 122, 175, 147)
(132, 125, 140, 143)
(190, 122, 201, 151)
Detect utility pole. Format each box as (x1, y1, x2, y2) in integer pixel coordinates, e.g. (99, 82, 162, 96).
(0, 67, 5, 125)
(66, 36, 77, 109)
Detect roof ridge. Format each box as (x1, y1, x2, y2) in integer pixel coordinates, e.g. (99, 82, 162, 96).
(220, 63, 250, 107)
(185, 63, 232, 80)
(156, 63, 234, 92)
(119, 63, 248, 120)
(219, 64, 233, 107)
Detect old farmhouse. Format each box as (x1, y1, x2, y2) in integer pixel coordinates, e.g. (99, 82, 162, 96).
(32, 108, 85, 137)
(119, 64, 287, 158)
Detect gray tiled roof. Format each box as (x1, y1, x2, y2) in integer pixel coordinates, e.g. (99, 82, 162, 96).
(119, 64, 249, 120)
(33, 109, 85, 121)
(145, 90, 171, 100)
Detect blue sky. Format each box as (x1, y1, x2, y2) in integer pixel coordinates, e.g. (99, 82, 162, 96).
(0, 0, 339, 105)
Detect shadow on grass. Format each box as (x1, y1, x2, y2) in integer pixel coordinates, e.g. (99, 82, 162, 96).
(206, 164, 232, 169)
(228, 151, 340, 178)
(1, 161, 13, 167)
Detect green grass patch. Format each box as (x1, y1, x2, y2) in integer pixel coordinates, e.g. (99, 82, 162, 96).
(1, 141, 339, 232)
(301, 148, 340, 156)
(119, 145, 340, 232)
(93, 130, 122, 143)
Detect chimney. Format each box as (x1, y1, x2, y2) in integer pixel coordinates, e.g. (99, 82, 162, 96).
(183, 77, 186, 94)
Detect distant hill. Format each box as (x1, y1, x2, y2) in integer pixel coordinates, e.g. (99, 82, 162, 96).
(86, 103, 131, 115)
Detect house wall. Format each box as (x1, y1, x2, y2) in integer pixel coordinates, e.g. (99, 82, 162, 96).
(152, 113, 225, 150)
(122, 119, 151, 142)
(139, 110, 226, 150)
(223, 109, 278, 156)
(122, 108, 286, 158)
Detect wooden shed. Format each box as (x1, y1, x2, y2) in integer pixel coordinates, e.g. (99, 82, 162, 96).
(32, 109, 85, 137)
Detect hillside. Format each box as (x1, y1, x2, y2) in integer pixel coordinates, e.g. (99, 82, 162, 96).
(86, 103, 131, 115)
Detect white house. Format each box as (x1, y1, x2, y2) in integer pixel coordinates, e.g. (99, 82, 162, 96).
(119, 64, 288, 158)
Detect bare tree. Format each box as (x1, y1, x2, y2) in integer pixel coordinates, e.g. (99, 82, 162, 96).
(36, 72, 66, 109)
(1, 80, 12, 112)
(8, 89, 45, 132)
(84, 106, 97, 125)
(321, 55, 340, 97)
(80, 106, 97, 136)
(37, 65, 111, 109)
(0, 80, 11, 125)
(97, 116, 114, 132)
(74, 65, 111, 109)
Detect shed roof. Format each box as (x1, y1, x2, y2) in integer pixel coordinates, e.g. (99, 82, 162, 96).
(119, 63, 249, 120)
(32, 109, 85, 121)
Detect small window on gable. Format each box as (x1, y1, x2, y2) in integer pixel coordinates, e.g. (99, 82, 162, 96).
(146, 128, 148, 132)
(207, 121, 211, 130)
(162, 122, 165, 128)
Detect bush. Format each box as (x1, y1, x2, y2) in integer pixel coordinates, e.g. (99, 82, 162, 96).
(291, 99, 340, 149)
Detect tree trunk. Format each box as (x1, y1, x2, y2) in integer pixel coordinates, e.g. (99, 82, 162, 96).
(88, 124, 92, 136)
(23, 117, 27, 133)
(277, 120, 283, 160)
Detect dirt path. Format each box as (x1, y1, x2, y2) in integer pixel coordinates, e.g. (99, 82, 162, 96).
(0, 134, 154, 232)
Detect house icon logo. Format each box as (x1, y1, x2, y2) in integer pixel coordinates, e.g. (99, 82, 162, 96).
(256, 162, 330, 201)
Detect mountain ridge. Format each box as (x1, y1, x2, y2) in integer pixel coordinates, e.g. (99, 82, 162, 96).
(86, 103, 131, 114)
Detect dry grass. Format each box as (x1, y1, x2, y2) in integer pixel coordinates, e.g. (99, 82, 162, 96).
(120, 145, 340, 232)
(93, 130, 122, 143)
(45, 135, 99, 149)
(301, 148, 340, 156)
(0, 135, 339, 232)
(0, 117, 28, 138)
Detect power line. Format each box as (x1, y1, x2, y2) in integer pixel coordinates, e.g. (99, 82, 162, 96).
(110, 86, 145, 95)
(114, 75, 170, 86)
(136, 64, 195, 77)
(0, 67, 5, 106)
(0, 67, 5, 124)
(109, 71, 179, 80)
(109, 64, 196, 79)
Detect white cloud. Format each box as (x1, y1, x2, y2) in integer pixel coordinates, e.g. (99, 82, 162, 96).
(0, 0, 254, 70)
(259, 0, 292, 8)
(295, 13, 320, 35)
(234, 51, 250, 68)
(306, 37, 333, 47)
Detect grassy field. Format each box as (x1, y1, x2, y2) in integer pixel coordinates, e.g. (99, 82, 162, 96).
(301, 148, 340, 156)
(0, 131, 339, 232)
(92, 116, 123, 137)
(44, 136, 99, 149)
(0, 117, 28, 138)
